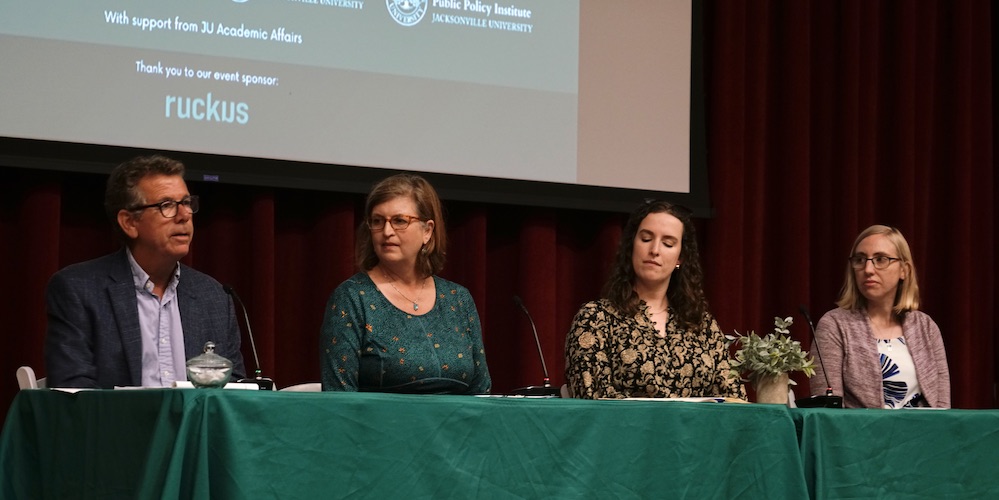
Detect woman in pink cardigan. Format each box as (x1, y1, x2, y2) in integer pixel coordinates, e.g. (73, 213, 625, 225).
(810, 225, 950, 408)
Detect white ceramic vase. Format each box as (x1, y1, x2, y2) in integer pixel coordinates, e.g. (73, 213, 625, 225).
(754, 373, 790, 405)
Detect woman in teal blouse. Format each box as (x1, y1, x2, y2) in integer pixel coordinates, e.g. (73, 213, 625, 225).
(320, 174, 491, 394)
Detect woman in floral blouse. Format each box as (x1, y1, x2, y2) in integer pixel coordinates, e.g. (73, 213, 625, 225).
(320, 173, 491, 394)
(564, 200, 745, 400)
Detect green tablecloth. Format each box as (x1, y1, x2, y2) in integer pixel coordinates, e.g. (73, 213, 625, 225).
(792, 408, 999, 499)
(1, 390, 806, 499)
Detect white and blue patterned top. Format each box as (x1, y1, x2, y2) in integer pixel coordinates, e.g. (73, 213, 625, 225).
(878, 337, 927, 408)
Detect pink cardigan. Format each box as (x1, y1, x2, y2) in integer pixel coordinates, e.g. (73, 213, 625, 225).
(809, 307, 951, 408)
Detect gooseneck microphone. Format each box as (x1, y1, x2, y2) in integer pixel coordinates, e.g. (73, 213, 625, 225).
(224, 285, 275, 391)
(794, 304, 843, 408)
(511, 295, 560, 397)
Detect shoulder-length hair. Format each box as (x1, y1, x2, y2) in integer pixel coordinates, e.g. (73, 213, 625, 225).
(601, 200, 708, 328)
(836, 224, 920, 316)
(355, 173, 447, 277)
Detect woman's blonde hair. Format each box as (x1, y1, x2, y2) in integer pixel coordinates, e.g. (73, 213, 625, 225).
(836, 224, 920, 316)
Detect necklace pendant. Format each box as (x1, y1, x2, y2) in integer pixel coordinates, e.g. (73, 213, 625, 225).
(413, 303, 419, 311)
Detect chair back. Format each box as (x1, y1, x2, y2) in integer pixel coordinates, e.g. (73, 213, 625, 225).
(16, 366, 47, 390)
(279, 382, 322, 392)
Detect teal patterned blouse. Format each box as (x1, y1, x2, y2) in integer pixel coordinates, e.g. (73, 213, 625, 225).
(321, 272, 491, 394)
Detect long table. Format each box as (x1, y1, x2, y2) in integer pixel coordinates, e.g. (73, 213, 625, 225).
(3, 390, 998, 499)
(1, 390, 805, 499)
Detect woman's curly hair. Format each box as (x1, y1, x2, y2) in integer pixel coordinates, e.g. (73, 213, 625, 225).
(601, 200, 708, 328)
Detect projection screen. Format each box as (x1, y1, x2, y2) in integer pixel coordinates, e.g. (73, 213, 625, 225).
(0, 0, 706, 213)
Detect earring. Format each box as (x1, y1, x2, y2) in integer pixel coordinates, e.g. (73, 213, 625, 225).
(675, 264, 680, 269)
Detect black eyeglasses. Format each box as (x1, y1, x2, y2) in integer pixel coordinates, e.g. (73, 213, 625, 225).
(367, 214, 425, 231)
(130, 196, 199, 218)
(848, 255, 900, 270)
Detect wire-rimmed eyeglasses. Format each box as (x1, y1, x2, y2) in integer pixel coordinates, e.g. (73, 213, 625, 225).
(367, 214, 425, 231)
(130, 196, 199, 218)
(848, 255, 900, 270)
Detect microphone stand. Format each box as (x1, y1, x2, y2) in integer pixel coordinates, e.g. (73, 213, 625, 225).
(225, 285, 275, 391)
(511, 296, 561, 397)
(794, 305, 843, 408)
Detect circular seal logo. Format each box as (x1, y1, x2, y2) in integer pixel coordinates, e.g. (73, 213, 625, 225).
(387, 0, 427, 27)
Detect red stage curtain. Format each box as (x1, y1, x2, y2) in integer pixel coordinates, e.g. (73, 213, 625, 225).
(2, 0, 993, 411)
(703, 0, 994, 407)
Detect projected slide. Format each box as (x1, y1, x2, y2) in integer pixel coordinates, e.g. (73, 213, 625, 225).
(0, 0, 579, 182)
(2, 1, 695, 200)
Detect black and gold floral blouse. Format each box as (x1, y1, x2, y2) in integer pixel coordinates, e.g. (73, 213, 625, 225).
(321, 272, 491, 394)
(564, 299, 745, 400)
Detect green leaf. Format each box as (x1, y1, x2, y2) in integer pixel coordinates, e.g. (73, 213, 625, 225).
(727, 314, 814, 380)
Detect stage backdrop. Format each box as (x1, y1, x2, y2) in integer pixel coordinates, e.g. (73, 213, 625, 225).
(2, 0, 994, 412)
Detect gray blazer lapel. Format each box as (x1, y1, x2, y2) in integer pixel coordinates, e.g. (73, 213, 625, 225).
(178, 278, 202, 361)
(108, 251, 144, 386)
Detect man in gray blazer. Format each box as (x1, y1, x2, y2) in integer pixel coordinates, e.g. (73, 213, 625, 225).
(45, 155, 245, 388)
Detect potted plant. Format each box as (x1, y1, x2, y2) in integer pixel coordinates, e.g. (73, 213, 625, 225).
(726, 316, 816, 404)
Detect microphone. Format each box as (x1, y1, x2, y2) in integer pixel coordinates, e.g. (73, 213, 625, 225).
(794, 304, 843, 408)
(224, 285, 275, 391)
(511, 295, 560, 397)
